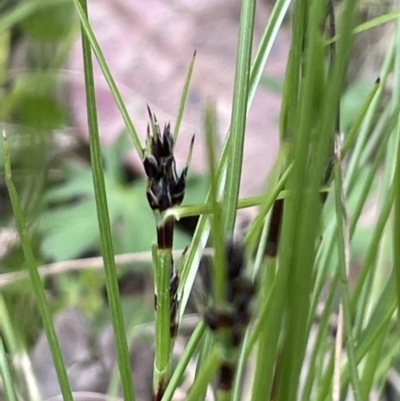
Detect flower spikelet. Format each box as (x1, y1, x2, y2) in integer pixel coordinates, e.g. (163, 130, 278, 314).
(143, 107, 194, 213)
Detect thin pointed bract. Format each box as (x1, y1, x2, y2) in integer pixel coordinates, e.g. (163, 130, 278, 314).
(173, 51, 197, 142)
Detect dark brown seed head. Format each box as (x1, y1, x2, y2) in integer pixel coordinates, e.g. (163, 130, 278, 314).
(143, 108, 193, 212)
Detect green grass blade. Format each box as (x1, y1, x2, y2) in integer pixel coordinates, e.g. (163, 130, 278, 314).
(173, 51, 196, 142)
(394, 137, 400, 324)
(194, 330, 214, 401)
(205, 102, 226, 306)
(325, 9, 400, 45)
(391, 10, 400, 327)
(71, 0, 143, 158)
(0, 336, 18, 401)
(250, 258, 279, 401)
(76, 1, 136, 400)
(222, 0, 256, 235)
(341, 78, 380, 157)
(0, 296, 18, 354)
(333, 141, 362, 401)
(339, 275, 396, 391)
(300, 275, 338, 401)
(2, 133, 73, 401)
(351, 9, 400, 36)
(161, 321, 206, 401)
(247, 0, 292, 107)
(186, 347, 221, 401)
(165, 192, 289, 221)
(345, 40, 395, 192)
(279, 0, 306, 141)
(351, 182, 395, 312)
(0, 296, 42, 401)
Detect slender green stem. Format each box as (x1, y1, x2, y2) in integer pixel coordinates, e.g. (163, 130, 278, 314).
(0, 336, 18, 401)
(76, 1, 135, 400)
(243, 254, 290, 395)
(333, 141, 362, 401)
(345, 40, 395, 193)
(341, 78, 380, 158)
(392, 9, 400, 329)
(0, 296, 18, 353)
(2, 133, 73, 401)
(164, 187, 306, 221)
(326, 9, 400, 45)
(194, 330, 214, 401)
(351, 182, 396, 312)
(232, 215, 272, 401)
(0, 296, 42, 401)
(161, 321, 206, 401)
(300, 274, 339, 401)
(337, 276, 397, 393)
(153, 248, 173, 399)
(247, 0, 291, 107)
(186, 347, 221, 401)
(395, 167, 400, 320)
(222, 0, 256, 235)
(205, 103, 226, 306)
(251, 258, 277, 401)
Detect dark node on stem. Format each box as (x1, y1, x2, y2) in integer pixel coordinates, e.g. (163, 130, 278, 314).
(217, 362, 235, 392)
(153, 378, 167, 401)
(265, 198, 284, 257)
(156, 217, 175, 250)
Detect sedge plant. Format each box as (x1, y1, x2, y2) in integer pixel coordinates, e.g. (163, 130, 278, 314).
(2, 0, 400, 401)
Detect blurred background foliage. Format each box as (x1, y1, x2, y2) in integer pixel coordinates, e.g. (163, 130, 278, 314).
(0, 0, 208, 342)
